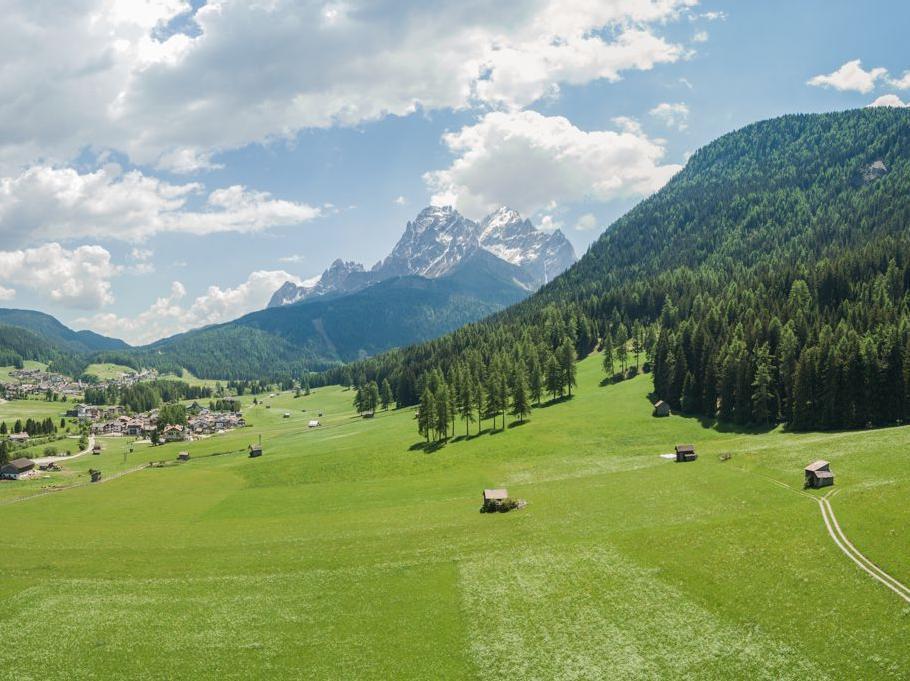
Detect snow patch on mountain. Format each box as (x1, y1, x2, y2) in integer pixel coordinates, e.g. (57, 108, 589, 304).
(268, 206, 577, 307)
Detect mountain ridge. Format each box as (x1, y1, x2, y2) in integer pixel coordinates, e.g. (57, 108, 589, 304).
(268, 205, 575, 307)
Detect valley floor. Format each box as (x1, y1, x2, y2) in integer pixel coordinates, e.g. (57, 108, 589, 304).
(1, 355, 909, 679)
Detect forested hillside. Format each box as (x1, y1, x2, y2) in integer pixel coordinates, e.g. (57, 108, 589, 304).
(327, 108, 910, 432)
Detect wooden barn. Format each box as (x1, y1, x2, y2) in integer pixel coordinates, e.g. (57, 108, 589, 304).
(1, 458, 35, 480)
(653, 400, 671, 417)
(483, 488, 509, 505)
(804, 460, 834, 488)
(674, 444, 697, 462)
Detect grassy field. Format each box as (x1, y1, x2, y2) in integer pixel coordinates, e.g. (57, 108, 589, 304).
(0, 398, 69, 429)
(82, 362, 137, 380)
(1, 356, 909, 679)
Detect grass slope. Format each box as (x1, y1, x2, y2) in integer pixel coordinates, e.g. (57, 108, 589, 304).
(82, 362, 137, 381)
(1, 357, 909, 679)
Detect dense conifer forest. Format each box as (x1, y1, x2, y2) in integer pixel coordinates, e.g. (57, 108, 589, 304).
(324, 108, 910, 434)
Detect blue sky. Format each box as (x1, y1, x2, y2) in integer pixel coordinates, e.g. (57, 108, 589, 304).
(1, 0, 908, 344)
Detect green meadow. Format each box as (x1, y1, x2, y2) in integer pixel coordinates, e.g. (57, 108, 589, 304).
(0, 398, 68, 427)
(82, 362, 137, 381)
(1, 355, 909, 679)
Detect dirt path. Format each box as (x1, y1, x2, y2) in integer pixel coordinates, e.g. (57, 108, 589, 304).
(32, 434, 96, 466)
(816, 489, 910, 604)
(747, 469, 910, 603)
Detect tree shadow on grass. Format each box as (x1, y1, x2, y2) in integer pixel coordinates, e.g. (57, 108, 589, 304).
(536, 395, 574, 409)
(507, 419, 530, 429)
(408, 440, 447, 453)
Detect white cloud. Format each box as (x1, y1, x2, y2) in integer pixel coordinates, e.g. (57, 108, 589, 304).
(867, 94, 909, 108)
(78, 270, 306, 345)
(0, 286, 15, 301)
(0, 243, 120, 309)
(695, 11, 726, 21)
(130, 248, 153, 261)
(394, 195, 408, 206)
(807, 59, 887, 94)
(425, 110, 681, 219)
(575, 213, 599, 231)
(0, 165, 319, 245)
(278, 254, 306, 264)
(692, 30, 708, 43)
(649, 101, 690, 130)
(0, 0, 698, 170)
(887, 71, 910, 90)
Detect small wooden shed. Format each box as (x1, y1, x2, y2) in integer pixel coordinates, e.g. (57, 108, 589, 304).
(92, 443, 102, 455)
(675, 444, 697, 462)
(804, 460, 834, 488)
(177, 451, 190, 462)
(483, 488, 508, 504)
(308, 420, 321, 428)
(653, 400, 671, 417)
(249, 444, 263, 458)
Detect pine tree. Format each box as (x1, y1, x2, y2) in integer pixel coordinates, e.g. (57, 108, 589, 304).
(545, 354, 563, 399)
(557, 337, 577, 397)
(380, 378, 393, 410)
(751, 343, 775, 425)
(601, 331, 614, 379)
(510, 368, 531, 423)
(418, 388, 435, 442)
(528, 352, 544, 406)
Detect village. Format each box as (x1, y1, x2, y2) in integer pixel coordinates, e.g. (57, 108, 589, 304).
(0, 366, 158, 401)
(85, 401, 246, 442)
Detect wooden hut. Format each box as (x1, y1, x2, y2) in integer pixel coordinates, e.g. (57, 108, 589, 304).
(674, 444, 697, 462)
(249, 444, 263, 458)
(804, 460, 834, 488)
(92, 443, 102, 455)
(653, 400, 671, 417)
(177, 451, 190, 462)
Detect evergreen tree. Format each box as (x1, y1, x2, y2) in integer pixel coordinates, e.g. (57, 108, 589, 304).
(380, 378, 393, 410)
(510, 368, 531, 423)
(557, 338, 577, 397)
(418, 388, 435, 442)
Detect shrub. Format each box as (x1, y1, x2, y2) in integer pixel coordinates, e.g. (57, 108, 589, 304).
(42, 446, 58, 457)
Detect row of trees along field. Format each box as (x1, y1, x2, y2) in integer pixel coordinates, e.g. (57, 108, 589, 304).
(320, 109, 910, 433)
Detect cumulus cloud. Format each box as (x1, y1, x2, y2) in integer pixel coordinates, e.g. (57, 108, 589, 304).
(807, 59, 887, 94)
(394, 196, 408, 206)
(78, 270, 307, 345)
(692, 30, 708, 43)
(0, 0, 697, 169)
(0, 164, 319, 245)
(887, 71, 910, 90)
(0, 286, 15, 301)
(867, 94, 909, 108)
(425, 110, 682, 219)
(649, 102, 690, 130)
(0, 244, 120, 309)
(575, 213, 599, 231)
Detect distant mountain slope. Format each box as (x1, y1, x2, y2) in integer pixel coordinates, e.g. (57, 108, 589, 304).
(0, 308, 128, 353)
(268, 205, 575, 307)
(327, 108, 910, 432)
(141, 249, 531, 378)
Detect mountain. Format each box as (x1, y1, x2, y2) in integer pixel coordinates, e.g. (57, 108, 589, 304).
(268, 205, 575, 306)
(0, 308, 128, 353)
(142, 248, 530, 379)
(325, 108, 910, 430)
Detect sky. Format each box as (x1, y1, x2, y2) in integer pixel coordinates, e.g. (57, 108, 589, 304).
(1, 0, 909, 345)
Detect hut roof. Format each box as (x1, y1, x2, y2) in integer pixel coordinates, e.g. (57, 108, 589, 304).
(483, 488, 509, 501)
(805, 460, 830, 472)
(4, 458, 34, 472)
(814, 470, 834, 479)
(675, 444, 695, 454)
